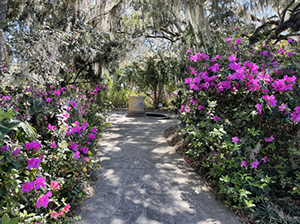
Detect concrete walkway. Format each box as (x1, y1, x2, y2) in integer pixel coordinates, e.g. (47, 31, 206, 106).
(74, 111, 240, 224)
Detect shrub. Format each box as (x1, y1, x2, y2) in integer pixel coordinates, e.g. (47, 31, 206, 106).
(178, 37, 300, 222)
(0, 75, 110, 223)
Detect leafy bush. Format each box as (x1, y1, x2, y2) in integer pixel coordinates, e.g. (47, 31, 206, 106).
(0, 73, 110, 223)
(178, 37, 300, 222)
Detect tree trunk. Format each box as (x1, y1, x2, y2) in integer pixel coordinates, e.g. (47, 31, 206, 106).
(0, 0, 7, 62)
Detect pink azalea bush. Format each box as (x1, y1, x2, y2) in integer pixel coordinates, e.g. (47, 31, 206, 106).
(0, 80, 109, 223)
(179, 37, 300, 222)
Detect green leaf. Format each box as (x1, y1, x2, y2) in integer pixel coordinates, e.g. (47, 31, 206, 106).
(9, 218, 18, 224)
(1, 213, 10, 224)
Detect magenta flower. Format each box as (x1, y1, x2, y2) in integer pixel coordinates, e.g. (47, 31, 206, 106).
(88, 133, 96, 139)
(69, 142, 79, 151)
(255, 103, 262, 114)
(27, 158, 41, 169)
(25, 140, 41, 150)
(50, 141, 56, 148)
(1, 145, 7, 152)
(21, 181, 34, 193)
(279, 104, 287, 111)
(46, 98, 53, 102)
(262, 95, 277, 106)
(53, 90, 61, 96)
(213, 116, 221, 121)
(34, 177, 46, 190)
(241, 160, 247, 167)
(251, 160, 260, 169)
(74, 151, 80, 159)
(70, 126, 81, 134)
(82, 122, 88, 131)
(232, 137, 239, 144)
(91, 127, 97, 133)
(80, 147, 89, 154)
(198, 105, 204, 110)
(228, 54, 238, 62)
(235, 38, 242, 45)
(36, 191, 52, 208)
(264, 136, 275, 142)
(13, 147, 20, 155)
(209, 63, 220, 73)
(63, 113, 70, 119)
(70, 101, 76, 107)
(48, 124, 56, 130)
(262, 156, 268, 163)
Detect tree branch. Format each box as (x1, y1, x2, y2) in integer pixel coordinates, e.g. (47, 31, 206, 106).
(281, 0, 295, 24)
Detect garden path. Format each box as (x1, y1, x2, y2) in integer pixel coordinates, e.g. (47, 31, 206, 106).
(74, 111, 240, 224)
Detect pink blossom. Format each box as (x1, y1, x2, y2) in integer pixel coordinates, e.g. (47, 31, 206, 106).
(36, 191, 51, 208)
(69, 142, 79, 151)
(46, 98, 53, 102)
(51, 212, 60, 219)
(251, 160, 259, 169)
(228, 54, 238, 62)
(25, 140, 41, 150)
(262, 95, 277, 106)
(51, 181, 60, 190)
(63, 113, 70, 119)
(53, 90, 61, 96)
(48, 124, 56, 130)
(27, 158, 41, 169)
(241, 160, 247, 167)
(70, 101, 76, 107)
(13, 148, 20, 155)
(1, 145, 7, 152)
(64, 204, 71, 212)
(262, 156, 268, 163)
(34, 177, 46, 190)
(89, 133, 96, 139)
(232, 137, 239, 144)
(265, 136, 275, 142)
(80, 147, 89, 154)
(74, 151, 80, 159)
(235, 38, 242, 45)
(198, 105, 204, 110)
(213, 116, 221, 121)
(21, 181, 34, 193)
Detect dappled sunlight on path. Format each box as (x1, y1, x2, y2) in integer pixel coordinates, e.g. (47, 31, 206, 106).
(74, 111, 240, 224)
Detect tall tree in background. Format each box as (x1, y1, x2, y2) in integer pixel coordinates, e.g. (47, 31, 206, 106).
(0, 0, 7, 62)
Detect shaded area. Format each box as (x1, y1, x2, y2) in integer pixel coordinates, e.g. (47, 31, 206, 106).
(74, 111, 240, 224)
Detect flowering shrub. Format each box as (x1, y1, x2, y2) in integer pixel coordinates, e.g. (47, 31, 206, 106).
(0, 78, 109, 223)
(179, 36, 300, 222)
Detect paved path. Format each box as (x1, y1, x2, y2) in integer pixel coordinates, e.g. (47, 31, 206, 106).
(74, 111, 240, 224)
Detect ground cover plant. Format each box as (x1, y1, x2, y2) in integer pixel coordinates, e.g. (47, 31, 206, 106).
(0, 71, 110, 223)
(178, 35, 300, 223)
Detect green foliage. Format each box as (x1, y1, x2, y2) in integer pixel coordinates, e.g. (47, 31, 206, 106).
(178, 36, 300, 222)
(0, 80, 110, 223)
(1, 214, 19, 224)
